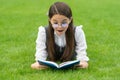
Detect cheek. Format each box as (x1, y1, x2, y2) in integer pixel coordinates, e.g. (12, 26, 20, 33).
(52, 27, 58, 33)
(64, 26, 69, 32)
(52, 26, 56, 30)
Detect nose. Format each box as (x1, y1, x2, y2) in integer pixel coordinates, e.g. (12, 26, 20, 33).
(58, 24, 62, 28)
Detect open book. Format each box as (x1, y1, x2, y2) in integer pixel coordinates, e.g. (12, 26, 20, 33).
(38, 60, 80, 69)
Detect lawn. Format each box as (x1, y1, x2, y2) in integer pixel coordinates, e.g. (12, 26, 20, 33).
(0, 0, 120, 80)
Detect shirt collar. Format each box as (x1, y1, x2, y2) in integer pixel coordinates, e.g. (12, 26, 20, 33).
(54, 31, 65, 38)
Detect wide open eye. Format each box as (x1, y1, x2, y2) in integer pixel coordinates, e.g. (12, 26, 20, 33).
(52, 23, 58, 28)
(61, 22, 68, 28)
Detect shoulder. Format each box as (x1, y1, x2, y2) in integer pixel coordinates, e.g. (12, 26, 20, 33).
(74, 25, 86, 40)
(38, 26, 45, 32)
(36, 26, 47, 43)
(37, 26, 46, 39)
(75, 25, 84, 35)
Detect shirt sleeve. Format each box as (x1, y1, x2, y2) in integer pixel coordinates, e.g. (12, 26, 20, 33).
(75, 25, 89, 61)
(35, 26, 48, 61)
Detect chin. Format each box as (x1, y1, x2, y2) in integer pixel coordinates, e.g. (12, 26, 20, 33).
(57, 32, 64, 36)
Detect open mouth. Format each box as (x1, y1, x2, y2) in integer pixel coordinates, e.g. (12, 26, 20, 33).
(58, 30, 64, 32)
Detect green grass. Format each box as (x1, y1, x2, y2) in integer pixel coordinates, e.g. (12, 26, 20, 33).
(0, 0, 120, 80)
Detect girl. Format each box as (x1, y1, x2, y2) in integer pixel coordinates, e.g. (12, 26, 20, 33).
(31, 2, 89, 70)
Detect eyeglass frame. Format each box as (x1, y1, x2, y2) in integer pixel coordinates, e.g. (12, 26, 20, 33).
(50, 20, 70, 28)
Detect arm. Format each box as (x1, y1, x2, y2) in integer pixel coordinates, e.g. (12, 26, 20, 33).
(35, 26, 48, 61)
(75, 26, 89, 68)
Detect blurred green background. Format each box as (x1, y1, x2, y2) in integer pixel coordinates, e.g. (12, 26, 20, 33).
(0, 0, 120, 80)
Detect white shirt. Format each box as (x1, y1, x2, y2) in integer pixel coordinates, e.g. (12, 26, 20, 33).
(35, 25, 89, 61)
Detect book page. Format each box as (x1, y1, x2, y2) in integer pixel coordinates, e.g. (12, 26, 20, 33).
(59, 60, 80, 68)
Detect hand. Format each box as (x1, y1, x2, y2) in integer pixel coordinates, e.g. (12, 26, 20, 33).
(31, 62, 48, 70)
(77, 61, 88, 69)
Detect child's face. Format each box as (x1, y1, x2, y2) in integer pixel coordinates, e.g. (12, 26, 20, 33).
(50, 14, 71, 36)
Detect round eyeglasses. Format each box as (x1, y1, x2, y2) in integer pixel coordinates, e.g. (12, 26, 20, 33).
(52, 22, 69, 28)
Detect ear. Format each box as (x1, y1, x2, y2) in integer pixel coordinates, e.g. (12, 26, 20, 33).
(48, 18, 51, 21)
(48, 18, 52, 23)
(69, 17, 73, 23)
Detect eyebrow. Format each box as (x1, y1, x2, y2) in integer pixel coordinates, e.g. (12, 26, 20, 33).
(52, 19, 68, 22)
(62, 19, 68, 22)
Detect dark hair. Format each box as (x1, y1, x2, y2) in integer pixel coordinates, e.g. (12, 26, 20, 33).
(47, 2, 75, 61)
